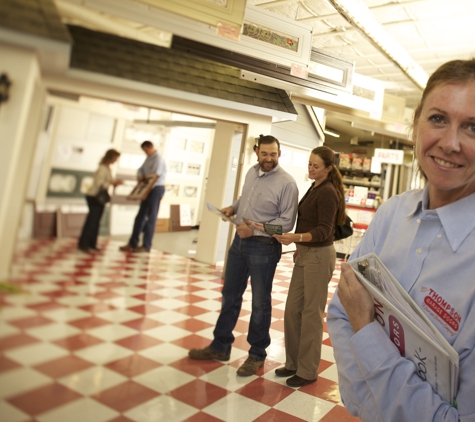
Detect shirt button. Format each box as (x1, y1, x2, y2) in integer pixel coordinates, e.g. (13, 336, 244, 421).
(417, 219, 421, 224)
(437, 234, 442, 239)
(416, 248, 422, 255)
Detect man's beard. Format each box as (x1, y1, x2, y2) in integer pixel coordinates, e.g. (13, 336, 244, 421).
(259, 160, 277, 172)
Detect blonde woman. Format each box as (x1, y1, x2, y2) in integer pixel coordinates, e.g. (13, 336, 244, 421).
(78, 149, 122, 252)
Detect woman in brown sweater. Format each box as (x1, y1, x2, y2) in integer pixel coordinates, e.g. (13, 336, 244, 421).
(273, 146, 347, 387)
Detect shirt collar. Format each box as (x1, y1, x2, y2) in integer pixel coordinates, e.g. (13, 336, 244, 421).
(407, 186, 475, 251)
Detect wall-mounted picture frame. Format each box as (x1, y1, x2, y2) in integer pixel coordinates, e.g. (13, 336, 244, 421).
(127, 174, 158, 201)
(189, 140, 205, 154)
(47, 168, 94, 198)
(186, 163, 201, 176)
(183, 186, 198, 198)
(168, 161, 184, 174)
(166, 184, 180, 197)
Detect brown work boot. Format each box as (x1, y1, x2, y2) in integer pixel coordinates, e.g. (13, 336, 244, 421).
(132, 246, 150, 253)
(119, 244, 133, 252)
(237, 357, 264, 376)
(188, 346, 230, 361)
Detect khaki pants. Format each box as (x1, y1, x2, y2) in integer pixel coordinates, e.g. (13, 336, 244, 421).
(283, 244, 336, 380)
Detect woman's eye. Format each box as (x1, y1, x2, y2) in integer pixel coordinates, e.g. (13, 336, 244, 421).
(429, 114, 444, 124)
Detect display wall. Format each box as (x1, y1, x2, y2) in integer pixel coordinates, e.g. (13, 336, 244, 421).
(26, 96, 215, 237)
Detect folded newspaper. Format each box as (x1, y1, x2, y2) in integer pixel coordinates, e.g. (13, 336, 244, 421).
(349, 253, 459, 405)
(243, 218, 282, 235)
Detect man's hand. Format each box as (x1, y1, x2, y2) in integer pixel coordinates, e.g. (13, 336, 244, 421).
(220, 206, 234, 218)
(236, 223, 254, 238)
(337, 263, 375, 333)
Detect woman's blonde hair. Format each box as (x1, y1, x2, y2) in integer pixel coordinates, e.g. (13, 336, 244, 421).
(100, 149, 121, 165)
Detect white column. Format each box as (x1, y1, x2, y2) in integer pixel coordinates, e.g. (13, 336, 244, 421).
(195, 121, 237, 265)
(195, 119, 271, 265)
(0, 45, 45, 278)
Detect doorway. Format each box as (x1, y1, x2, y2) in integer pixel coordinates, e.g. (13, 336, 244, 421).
(25, 94, 218, 259)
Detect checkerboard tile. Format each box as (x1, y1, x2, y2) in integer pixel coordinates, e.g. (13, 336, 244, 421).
(0, 237, 361, 421)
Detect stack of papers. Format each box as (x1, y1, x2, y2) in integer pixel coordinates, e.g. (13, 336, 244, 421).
(349, 253, 459, 405)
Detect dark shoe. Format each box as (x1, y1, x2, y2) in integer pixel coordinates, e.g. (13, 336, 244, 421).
(286, 375, 317, 387)
(77, 246, 90, 253)
(119, 244, 133, 252)
(275, 367, 297, 377)
(132, 246, 150, 253)
(188, 346, 230, 361)
(237, 357, 264, 376)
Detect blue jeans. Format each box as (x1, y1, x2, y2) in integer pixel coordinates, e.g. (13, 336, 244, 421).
(78, 195, 105, 249)
(211, 233, 282, 360)
(129, 185, 165, 250)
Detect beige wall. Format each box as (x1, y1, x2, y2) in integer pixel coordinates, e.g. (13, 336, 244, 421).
(0, 45, 45, 278)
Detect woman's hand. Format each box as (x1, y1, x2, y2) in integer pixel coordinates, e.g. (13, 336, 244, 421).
(337, 263, 375, 333)
(273, 233, 296, 246)
(293, 250, 298, 263)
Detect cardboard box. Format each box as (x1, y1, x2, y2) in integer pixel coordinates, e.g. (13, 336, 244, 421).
(363, 157, 372, 171)
(352, 157, 364, 170)
(340, 153, 352, 169)
(155, 218, 170, 233)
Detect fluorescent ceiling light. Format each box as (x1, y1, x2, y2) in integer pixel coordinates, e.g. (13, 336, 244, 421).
(324, 128, 340, 138)
(326, 0, 428, 90)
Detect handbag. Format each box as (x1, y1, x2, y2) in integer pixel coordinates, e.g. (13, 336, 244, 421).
(93, 187, 111, 205)
(334, 215, 353, 241)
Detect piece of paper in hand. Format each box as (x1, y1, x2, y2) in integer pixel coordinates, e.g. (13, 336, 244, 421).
(206, 203, 237, 225)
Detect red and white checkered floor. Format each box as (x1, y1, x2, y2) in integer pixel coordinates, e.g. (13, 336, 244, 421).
(0, 238, 360, 422)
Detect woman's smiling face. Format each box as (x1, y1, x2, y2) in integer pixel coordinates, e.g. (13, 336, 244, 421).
(414, 81, 475, 208)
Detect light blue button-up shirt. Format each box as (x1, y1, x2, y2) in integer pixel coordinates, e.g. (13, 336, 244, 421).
(232, 163, 298, 236)
(328, 186, 475, 421)
(137, 151, 166, 187)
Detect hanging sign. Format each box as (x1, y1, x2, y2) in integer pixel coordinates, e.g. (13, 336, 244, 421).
(373, 148, 404, 165)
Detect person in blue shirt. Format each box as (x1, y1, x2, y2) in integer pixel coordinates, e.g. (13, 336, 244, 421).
(189, 135, 299, 376)
(327, 58, 475, 421)
(120, 141, 166, 253)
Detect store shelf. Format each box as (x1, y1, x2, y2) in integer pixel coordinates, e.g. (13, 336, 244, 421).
(345, 203, 379, 211)
(342, 179, 381, 188)
(338, 167, 379, 176)
(340, 165, 385, 210)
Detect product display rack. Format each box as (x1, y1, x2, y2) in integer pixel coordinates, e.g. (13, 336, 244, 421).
(339, 166, 386, 209)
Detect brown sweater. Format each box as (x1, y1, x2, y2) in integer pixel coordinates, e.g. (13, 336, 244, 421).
(296, 179, 339, 247)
